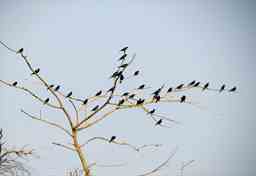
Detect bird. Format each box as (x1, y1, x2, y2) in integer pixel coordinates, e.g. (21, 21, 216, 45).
(155, 119, 162, 126)
(54, 85, 60, 91)
(66, 91, 72, 98)
(229, 86, 237, 92)
(16, 48, 24, 54)
(136, 98, 145, 105)
(137, 84, 145, 90)
(118, 53, 127, 61)
(91, 105, 99, 111)
(152, 85, 165, 96)
(110, 71, 120, 79)
(122, 92, 129, 96)
(31, 68, 40, 75)
(167, 87, 173, 93)
(219, 84, 225, 93)
(128, 94, 136, 99)
(109, 136, 116, 143)
(47, 84, 54, 90)
(134, 70, 140, 76)
(44, 98, 50, 105)
(188, 80, 196, 86)
(176, 84, 184, 90)
(120, 46, 128, 53)
(202, 82, 209, 91)
(95, 90, 102, 96)
(12, 81, 18, 86)
(119, 74, 124, 83)
(180, 95, 186, 103)
(148, 109, 156, 115)
(194, 82, 200, 87)
(118, 99, 125, 106)
(83, 98, 88, 105)
(107, 86, 115, 93)
(153, 95, 161, 103)
(118, 63, 129, 68)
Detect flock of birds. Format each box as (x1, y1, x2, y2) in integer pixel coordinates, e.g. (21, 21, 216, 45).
(14, 46, 237, 143)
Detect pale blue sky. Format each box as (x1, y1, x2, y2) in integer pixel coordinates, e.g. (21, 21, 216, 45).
(1, 1, 256, 176)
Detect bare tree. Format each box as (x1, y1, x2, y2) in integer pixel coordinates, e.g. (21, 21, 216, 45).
(0, 41, 237, 176)
(0, 129, 34, 176)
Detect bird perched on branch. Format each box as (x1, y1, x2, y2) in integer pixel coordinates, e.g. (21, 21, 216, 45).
(118, 99, 125, 106)
(109, 136, 116, 143)
(167, 87, 173, 93)
(12, 81, 18, 86)
(137, 84, 145, 90)
(176, 84, 184, 90)
(118, 63, 129, 69)
(16, 48, 23, 54)
(180, 95, 186, 103)
(202, 82, 209, 91)
(54, 85, 60, 91)
(152, 84, 165, 96)
(136, 98, 145, 105)
(118, 53, 127, 61)
(120, 46, 128, 53)
(95, 90, 102, 96)
(128, 94, 136, 99)
(148, 109, 156, 115)
(91, 105, 99, 111)
(153, 95, 161, 103)
(31, 68, 40, 75)
(107, 86, 115, 93)
(155, 119, 162, 126)
(66, 91, 72, 98)
(229, 86, 237, 92)
(83, 98, 88, 105)
(47, 84, 54, 90)
(219, 84, 225, 93)
(122, 92, 129, 96)
(188, 80, 196, 86)
(194, 82, 200, 87)
(44, 98, 50, 105)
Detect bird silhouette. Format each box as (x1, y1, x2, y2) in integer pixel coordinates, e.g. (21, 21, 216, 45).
(136, 98, 145, 105)
(202, 82, 209, 91)
(95, 90, 102, 96)
(107, 86, 115, 93)
(137, 84, 145, 90)
(219, 84, 225, 93)
(118, 63, 129, 68)
(128, 94, 136, 99)
(54, 85, 60, 91)
(194, 82, 200, 87)
(83, 98, 88, 105)
(91, 105, 99, 111)
(229, 86, 237, 92)
(134, 70, 140, 76)
(47, 84, 54, 90)
(148, 109, 156, 115)
(155, 119, 162, 126)
(109, 136, 116, 143)
(176, 84, 184, 90)
(16, 48, 24, 54)
(152, 85, 165, 96)
(119, 74, 124, 83)
(188, 80, 196, 86)
(118, 99, 125, 106)
(31, 68, 40, 75)
(12, 81, 18, 86)
(118, 53, 127, 61)
(120, 46, 128, 53)
(180, 95, 186, 103)
(153, 95, 161, 103)
(122, 92, 129, 96)
(167, 87, 173, 93)
(66, 91, 72, 98)
(44, 98, 50, 105)
(110, 71, 120, 79)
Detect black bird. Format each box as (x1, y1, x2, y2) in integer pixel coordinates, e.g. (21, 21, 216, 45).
(134, 70, 140, 76)
(137, 84, 145, 90)
(109, 136, 116, 143)
(47, 84, 54, 90)
(188, 80, 196, 86)
(119, 74, 124, 83)
(229, 86, 237, 92)
(91, 105, 99, 111)
(152, 85, 165, 96)
(95, 90, 102, 96)
(118, 63, 129, 68)
(155, 119, 162, 126)
(167, 87, 173, 93)
(122, 92, 129, 96)
(194, 82, 200, 87)
(202, 82, 209, 91)
(31, 68, 40, 75)
(44, 98, 50, 105)
(219, 84, 225, 93)
(66, 91, 72, 98)
(107, 86, 115, 93)
(16, 48, 24, 54)
(153, 95, 161, 103)
(54, 85, 60, 91)
(118, 53, 127, 61)
(110, 71, 120, 79)
(176, 84, 184, 90)
(128, 94, 136, 99)
(180, 95, 186, 103)
(120, 46, 128, 53)
(136, 98, 145, 105)
(83, 98, 88, 105)
(12, 81, 18, 86)
(118, 99, 125, 106)
(148, 109, 156, 115)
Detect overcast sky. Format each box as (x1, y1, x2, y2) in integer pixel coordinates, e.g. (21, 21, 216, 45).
(1, 1, 256, 176)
